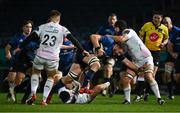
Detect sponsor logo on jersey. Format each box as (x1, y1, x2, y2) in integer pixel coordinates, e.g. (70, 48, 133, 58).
(149, 32, 159, 42)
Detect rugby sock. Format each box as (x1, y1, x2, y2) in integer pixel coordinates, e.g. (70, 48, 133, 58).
(42, 79, 54, 102)
(167, 82, 174, 96)
(123, 86, 131, 102)
(104, 77, 111, 83)
(21, 82, 31, 104)
(82, 69, 95, 88)
(104, 82, 110, 88)
(150, 81, 161, 98)
(31, 74, 39, 95)
(136, 81, 145, 96)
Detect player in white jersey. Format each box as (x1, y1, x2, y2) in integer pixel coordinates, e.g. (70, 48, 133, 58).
(108, 20, 165, 105)
(58, 80, 110, 104)
(20, 10, 89, 106)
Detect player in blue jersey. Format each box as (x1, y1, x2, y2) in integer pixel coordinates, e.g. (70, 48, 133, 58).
(97, 13, 117, 35)
(163, 17, 180, 99)
(5, 20, 33, 102)
(94, 13, 118, 96)
(59, 37, 75, 76)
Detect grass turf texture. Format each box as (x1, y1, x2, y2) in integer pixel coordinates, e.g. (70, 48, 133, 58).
(0, 93, 180, 112)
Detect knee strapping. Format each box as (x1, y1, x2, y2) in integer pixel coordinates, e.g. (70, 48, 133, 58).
(68, 71, 78, 80)
(165, 64, 173, 74)
(88, 56, 99, 66)
(125, 73, 134, 79)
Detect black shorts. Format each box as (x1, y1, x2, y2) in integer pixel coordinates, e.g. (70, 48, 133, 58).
(150, 51, 161, 66)
(73, 50, 87, 69)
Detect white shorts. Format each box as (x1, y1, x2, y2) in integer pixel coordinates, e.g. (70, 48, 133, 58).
(75, 93, 90, 104)
(33, 55, 59, 71)
(134, 56, 154, 68)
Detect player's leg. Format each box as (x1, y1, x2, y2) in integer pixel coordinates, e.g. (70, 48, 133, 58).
(81, 54, 100, 89)
(26, 56, 43, 105)
(89, 82, 110, 102)
(102, 58, 115, 96)
(121, 69, 136, 104)
(144, 64, 165, 105)
(164, 62, 174, 99)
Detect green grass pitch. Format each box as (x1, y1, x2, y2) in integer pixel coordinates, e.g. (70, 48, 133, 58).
(0, 93, 180, 112)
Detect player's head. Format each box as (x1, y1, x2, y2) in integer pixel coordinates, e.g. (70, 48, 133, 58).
(58, 86, 74, 103)
(114, 20, 127, 34)
(108, 13, 117, 26)
(22, 20, 33, 36)
(162, 17, 173, 31)
(59, 91, 71, 103)
(112, 43, 126, 56)
(49, 10, 61, 23)
(152, 11, 163, 26)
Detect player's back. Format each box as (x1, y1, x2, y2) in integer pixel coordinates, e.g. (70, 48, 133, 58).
(36, 22, 70, 60)
(124, 29, 152, 61)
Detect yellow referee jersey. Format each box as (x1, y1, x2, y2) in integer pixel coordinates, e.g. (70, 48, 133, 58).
(139, 22, 169, 51)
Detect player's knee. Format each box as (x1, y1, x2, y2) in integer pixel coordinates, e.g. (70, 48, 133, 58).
(122, 75, 132, 85)
(90, 61, 101, 72)
(165, 63, 173, 74)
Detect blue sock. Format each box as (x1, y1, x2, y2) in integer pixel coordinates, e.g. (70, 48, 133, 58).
(82, 69, 95, 88)
(104, 77, 111, 83)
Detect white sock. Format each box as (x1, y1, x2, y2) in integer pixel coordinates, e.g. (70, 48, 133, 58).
(9, 81, 15, 89)
(31, 74, 39, 95)
(104, 82, 110, 88)
(43, 79, 54, 102)
(150, 81, 161, 98)
(123, 86, 131, 102)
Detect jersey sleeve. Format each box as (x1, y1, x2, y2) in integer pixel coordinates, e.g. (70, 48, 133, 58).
(33, 25, 43, 36)
(62, 27, 71, 37)
(139, 23, 147, 38)
(122, 29, 132, 40)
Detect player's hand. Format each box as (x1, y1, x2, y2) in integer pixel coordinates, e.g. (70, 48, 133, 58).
(97, 48, 105, 57)
(13, 48, 21, 55)
(159, 43, 166, 49)
(83, 50, 90, 57)
(170, 52, 178, 59)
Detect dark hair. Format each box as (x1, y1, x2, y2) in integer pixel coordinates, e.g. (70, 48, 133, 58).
(49, 10, 61, 18)
(109, 13, 117, 17)
(114, 20, 127, 32)
(59, 91, 70, 103)
(22, 20, 33, 27)
(152, 11, 163, 17)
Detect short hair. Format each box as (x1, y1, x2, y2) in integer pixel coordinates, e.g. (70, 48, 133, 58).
(109, 13, 117, 17)
(49, 10, 61, 18)
(152, 11, 163, 17)
(114, 20, 127, 32)
(59, 91, 70, 103)
(22, 20, 33, 27)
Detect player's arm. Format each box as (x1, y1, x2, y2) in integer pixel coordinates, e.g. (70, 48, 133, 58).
(117, 55, 138, 72)
(167, 40, 178, 59)
(90, 34, 105, 56)
(66, 34, 89, 56)
(5, 44, 12, 60)
(90, 34, 102, 48)
(139, 24, 146, 41)
(61, 45, 75, 49)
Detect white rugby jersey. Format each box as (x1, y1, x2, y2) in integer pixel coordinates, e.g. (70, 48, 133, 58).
(35, 22, 71, 60)
(123, 29, 152, 62)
